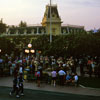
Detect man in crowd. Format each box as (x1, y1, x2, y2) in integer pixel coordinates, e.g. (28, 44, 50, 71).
(58, 67, 66, 86)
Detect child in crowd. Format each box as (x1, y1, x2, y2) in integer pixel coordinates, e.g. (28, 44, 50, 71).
(73, 73, 79, 87)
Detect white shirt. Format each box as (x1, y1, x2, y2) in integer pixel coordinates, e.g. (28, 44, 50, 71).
(19, 67, 23, 73)
(51, 71, 57, 77)
(58, 70, 66, 76)
(74, 75, 78, 81)
(63, 64, 66, 67)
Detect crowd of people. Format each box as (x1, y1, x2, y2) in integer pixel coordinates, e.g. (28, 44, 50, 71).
(0, 54, 100, 97)
(0, 54, 100, 76)
(0, 54, 100, 78)
(51, 68, 79, 87)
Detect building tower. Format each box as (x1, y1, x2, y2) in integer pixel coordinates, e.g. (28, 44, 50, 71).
(42, 4, 62, 35)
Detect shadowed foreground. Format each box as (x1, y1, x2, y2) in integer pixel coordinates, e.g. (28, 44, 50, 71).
(0, 86, 100, 100)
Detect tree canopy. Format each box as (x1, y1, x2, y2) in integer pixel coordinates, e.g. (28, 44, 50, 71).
(0, 19, 6, 34)
(0, 32, 100, 57)
(19, 21, 27, 27)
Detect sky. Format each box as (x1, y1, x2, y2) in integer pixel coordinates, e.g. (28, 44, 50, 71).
(0, 0, 100, 30)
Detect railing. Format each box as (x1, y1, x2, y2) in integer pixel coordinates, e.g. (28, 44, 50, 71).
(0, 33, 44, 37)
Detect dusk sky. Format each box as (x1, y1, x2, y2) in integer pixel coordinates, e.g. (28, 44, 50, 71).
(0, 0, 100, 30)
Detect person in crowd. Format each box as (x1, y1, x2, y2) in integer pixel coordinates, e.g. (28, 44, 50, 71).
(58, 67, 66, 86)
(0, 57, 3, 76)
(18, 73, 24, 96)
(79, 58, 84, 76)
(19, 64, 24, 75)
(51, 69, 57, 87)
(69, 56, 75, 74)
(9, 75, 20, 98)
(51, 58, 56, 69)
(87, 59, 92, 77)
(66, 73, 72, 86)
(73, 73, 79, 87)
(35, 69, 41, 87)
(13, 64, 19, 78)
(63, 62, 67, 73)
(10, 61, 16, 76)
(45, 56, 49, 69)
(91, 59, 95, 73)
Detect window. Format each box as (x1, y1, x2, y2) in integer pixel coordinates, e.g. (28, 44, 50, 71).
(52, 28, 56, 34)
(63, 29, 66, 34)
(52, 14, 55, 17)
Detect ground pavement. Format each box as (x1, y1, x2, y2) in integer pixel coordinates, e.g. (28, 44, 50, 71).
(0, 76, 100, 97)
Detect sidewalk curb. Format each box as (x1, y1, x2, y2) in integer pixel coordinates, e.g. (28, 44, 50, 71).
(79, 84, 100, 90)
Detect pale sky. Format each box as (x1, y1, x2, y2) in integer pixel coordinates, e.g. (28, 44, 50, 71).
(0, 0, 100, 30)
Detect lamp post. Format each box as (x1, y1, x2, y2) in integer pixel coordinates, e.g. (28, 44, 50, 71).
(25, 44, 35, 57)
(50, 0, 52, 43)
(28, 43, 32, 58)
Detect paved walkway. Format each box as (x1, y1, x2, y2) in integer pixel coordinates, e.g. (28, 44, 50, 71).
(0, 76, 100, 96)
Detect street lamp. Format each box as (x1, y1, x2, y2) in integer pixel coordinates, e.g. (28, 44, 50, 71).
(25, 44, 35, 57)
(0, 49, 2, 57)
(30, 49, 35, 53)
(25, 49, 29, 54)
(0, 49, 1, 53)
(28, 43, 32, 48)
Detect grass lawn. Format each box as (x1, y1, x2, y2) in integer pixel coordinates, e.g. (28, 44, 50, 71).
(0, 86, 100, 100)
(79, 77, 100, 88)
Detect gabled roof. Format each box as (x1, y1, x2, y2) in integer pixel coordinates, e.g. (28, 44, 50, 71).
(45, 4, 60, 18)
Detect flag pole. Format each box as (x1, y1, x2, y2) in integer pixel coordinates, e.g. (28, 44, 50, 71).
(50, 0, 52, 43)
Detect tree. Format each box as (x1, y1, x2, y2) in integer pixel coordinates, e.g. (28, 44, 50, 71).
(19, 21, 27, 27)
(0, 37, 15, 55)
(1, 32, 100, 57)
(0, 19, 6, 34)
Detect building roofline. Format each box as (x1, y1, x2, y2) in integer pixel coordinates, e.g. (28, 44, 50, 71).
(62, 24, 84, 28)
(8, 24, 43, 28)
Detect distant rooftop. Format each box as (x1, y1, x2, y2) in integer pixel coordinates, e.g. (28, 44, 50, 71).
(28, 24, 42, 27)
(8, 24, 42, 28)
(62, 24, 84, 28)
